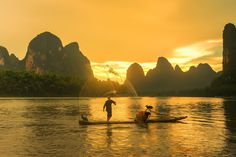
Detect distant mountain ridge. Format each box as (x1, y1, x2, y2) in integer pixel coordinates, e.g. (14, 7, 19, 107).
(0, 28, 229, 96)
(126, 57, 218, 94)
(0, 32, 93, 80)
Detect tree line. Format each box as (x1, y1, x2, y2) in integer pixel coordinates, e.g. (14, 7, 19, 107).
(0, 71, 83, 96)
(0, 70, 235, 97)
(0, 71, 123, 97)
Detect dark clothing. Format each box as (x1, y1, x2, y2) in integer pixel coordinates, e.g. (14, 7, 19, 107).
(143, 111, 151, 122)
(135, 109, 151, 122)
(104, 99, 115, 112)
(107, 110, 112, 117)
(103, 99, 116, 119)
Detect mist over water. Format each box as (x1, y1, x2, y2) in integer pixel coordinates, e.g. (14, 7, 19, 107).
(0, 97, 235, 156)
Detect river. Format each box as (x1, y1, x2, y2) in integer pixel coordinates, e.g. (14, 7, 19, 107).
(0, 97, 235, 156)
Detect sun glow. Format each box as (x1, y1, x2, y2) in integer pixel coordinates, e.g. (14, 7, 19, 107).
(92, 39, 222, 82)
(170, 39, 222, 71)
(173, 39, 222, 61)
(92, 61, 156, 82)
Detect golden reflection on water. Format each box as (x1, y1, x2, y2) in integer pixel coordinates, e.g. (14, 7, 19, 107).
(79, 97, 228, 156)
(0, 97, 234, 156)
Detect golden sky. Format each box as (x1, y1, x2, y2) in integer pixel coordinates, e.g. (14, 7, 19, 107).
(0, 0, 236, 80)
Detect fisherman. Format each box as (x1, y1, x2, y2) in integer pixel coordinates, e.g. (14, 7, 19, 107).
(135, 105, 156, 122)
(103, 96, 116, 121)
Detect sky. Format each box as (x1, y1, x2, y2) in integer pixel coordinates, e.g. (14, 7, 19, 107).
(0, 0, 236, 81)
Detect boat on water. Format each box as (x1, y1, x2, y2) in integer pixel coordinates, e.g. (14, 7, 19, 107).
(79, 116, 187, 125)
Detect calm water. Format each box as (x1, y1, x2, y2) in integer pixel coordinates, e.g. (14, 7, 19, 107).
(0, 97, 236, 157)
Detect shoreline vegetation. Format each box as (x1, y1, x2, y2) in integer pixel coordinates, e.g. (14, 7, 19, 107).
(0, 23, 236, 97)
(0, 70, 235, 97)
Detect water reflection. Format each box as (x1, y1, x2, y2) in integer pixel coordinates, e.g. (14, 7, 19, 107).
(106, 125, 113, 148)
(127, 97, 142, 119)
(20, 99, 82, 157)
(0, 97, 235, 156)
(223, 100, 236, 133)
(77, 97, 230, 156)
(78, 98, 91, 116)
(223, 100, 236, 155)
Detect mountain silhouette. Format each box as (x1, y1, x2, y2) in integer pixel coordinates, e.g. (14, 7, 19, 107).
(0, 46, 21, 71)
(211, 23, 236, 96)
(222, 23, 236, 78)
(174, 65, 183, 73)
(0, 32, 93, 80)
(1, 22, 235, 96)
(145, 57, 176, 91)
(125, 63, 146, 92)
(126, 57, 217, 94)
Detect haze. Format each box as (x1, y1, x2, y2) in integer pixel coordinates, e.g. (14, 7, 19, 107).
(0, 0, 236, 80)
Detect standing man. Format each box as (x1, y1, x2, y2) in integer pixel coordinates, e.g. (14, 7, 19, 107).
(103, 96, 116, 121)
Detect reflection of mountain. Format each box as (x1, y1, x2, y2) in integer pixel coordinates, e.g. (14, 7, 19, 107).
(223, 100, 236, 152)
(125, 57, 217, 94)
(0, 32, 93, 80)
(223, 100, 236, 133)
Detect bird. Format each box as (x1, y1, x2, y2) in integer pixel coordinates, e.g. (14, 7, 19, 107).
(81, 114, 88, 121)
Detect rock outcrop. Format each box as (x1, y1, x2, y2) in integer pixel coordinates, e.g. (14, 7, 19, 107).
(24, 32, 63, 74)
(0, 46, 21, 70)
(146, 57, 175, 90)
(223, 23, 236, 77)
(155, 57, 174, 74)
(174, 65, 183, 74)
(125, 63, 145, 92)
(62, 42, 93, 79)
(127, 57, 217, 93)
(23, 32, 93, 79)
(0, 32, 93, 80)
(211, 23, 236, 96)
(184, 63, 217, 89)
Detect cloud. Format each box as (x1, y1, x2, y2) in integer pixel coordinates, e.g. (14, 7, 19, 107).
(91, 62, 132, 82)
(171, 39, 222, 71)
(91, 61, 156, 82)
(92, 38, 223, 81)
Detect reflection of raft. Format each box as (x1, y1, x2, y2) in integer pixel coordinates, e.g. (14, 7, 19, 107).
(79, 116, 187, 125)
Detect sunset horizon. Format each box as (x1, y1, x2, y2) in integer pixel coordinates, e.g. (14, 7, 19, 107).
(1, 1, 236, 156)
(0, 30, 224, 81)
(2, 1, 235, 81)
(1, 1, 235, 75)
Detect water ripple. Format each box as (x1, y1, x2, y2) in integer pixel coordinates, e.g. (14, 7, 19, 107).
(0, 97, 235, 156)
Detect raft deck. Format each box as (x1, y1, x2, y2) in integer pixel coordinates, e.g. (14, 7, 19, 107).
(79, 116, 187, 125)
